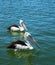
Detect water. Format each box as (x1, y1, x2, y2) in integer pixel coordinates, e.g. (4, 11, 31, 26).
(0, 0, 55, 65)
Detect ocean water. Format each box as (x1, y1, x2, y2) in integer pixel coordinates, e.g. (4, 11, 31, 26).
(0, 0, 55, 65)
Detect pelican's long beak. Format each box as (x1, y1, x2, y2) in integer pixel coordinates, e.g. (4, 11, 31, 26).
(21, 22, 27, 30)
(27, 35, 40, 48)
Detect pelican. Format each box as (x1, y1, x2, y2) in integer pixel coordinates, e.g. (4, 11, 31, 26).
(7, 32, 40, 51)
(7, 40, 33, 51)
(7, 20, 27, 32)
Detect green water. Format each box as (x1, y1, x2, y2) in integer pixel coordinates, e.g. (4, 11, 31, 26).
(0, 0, 55, 65)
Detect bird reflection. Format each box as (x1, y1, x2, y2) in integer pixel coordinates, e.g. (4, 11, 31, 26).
(7, 49, 34, 58)
(8, 31, 25, 36)
(7, 49, 40, 65)
(8, 31, 25, 42)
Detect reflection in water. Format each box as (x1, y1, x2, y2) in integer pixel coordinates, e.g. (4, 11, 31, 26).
(19, 32, 25, 41)
(7, 49, 40, 65)
(8, 31, 25, 41)
(8, 31, 25, 36)
(7, 49, 33, 58)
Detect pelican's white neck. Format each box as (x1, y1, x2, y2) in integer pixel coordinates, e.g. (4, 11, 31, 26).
(20, 20, 23, 26)
(25, 40, 33, 50)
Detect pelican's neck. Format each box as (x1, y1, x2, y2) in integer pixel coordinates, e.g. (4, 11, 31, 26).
(25, 40, 33, 50)
(20, 23, 23, 27)
(19, 26, 24, 31)
(20, 20, 23, 27)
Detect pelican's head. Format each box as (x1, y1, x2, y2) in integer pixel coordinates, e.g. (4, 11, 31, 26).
(24, 32, 40, 48)
(24, 32, 31, 38)
(20, 20, 27, 30)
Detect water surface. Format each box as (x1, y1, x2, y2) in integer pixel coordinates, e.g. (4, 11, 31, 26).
(0, 0, 55, 65)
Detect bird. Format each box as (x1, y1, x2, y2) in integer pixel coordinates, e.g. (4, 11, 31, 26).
(7, 32, 40, 51)
(7, 20, 27, 32)
(7, 40, 33, 51)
